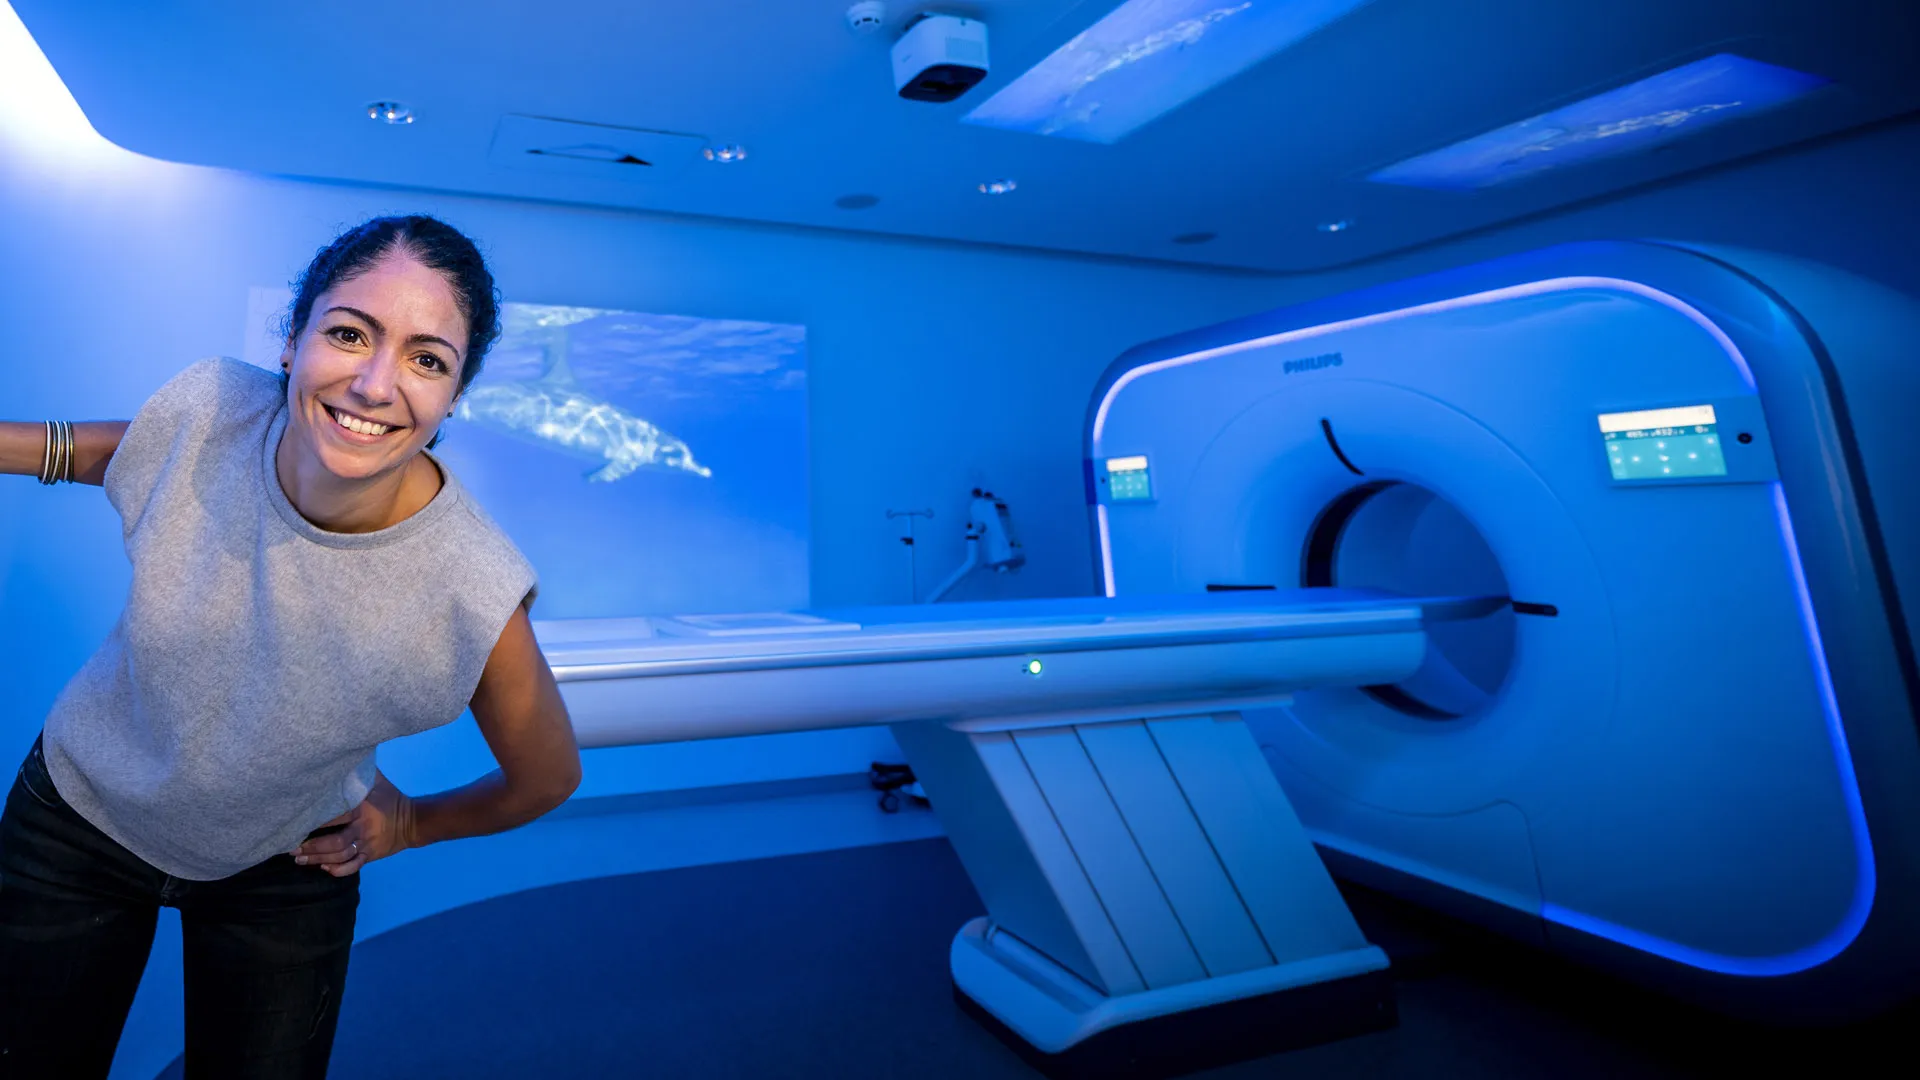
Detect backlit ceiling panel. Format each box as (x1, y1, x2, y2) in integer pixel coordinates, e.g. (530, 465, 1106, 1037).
(964, 0, 1375, 144)
(1367, 53, 1831, 191)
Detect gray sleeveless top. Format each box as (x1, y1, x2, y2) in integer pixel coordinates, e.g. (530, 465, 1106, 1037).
(42, 358, 537, 880)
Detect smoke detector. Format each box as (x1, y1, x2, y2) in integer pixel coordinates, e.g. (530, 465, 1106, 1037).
(846, 2, 886, 34)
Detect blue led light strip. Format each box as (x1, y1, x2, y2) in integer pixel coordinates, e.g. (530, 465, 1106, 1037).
(1091, 277, 1875, 976)
(1540, 482, 1875, 976)
(1093, 277, 1755, 450)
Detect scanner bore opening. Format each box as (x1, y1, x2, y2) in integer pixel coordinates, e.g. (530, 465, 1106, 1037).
(1303, 482, 1516, 719)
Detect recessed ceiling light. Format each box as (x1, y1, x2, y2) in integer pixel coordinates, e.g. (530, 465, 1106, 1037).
(1317, 219, 1353, 233)
(1172, 231, 1217, 245)
(703, 144, 748, 163)
(835, 193, 881, 210)
(366, 102, 413, 125)
(978, 178, 1017, 195)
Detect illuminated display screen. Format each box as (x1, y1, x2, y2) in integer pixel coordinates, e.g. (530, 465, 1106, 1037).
(1599, 405, 1727, 481)
(1107, 455, 1153, 501)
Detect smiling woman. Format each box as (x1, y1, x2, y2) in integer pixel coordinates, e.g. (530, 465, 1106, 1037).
(275, 217, 502, 532)
(0, 215, 582, 1079)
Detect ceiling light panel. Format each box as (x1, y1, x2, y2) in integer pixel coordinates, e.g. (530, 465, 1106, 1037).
(1367, 53, 1832, 192)
(963, 0, 1376, 144)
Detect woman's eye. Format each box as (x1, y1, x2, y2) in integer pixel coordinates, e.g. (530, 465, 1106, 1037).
(327, 326, 365, 346)
(416, 355, 449, 374)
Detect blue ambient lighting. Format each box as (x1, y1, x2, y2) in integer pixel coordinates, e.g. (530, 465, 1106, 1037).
(963, 0, 1376, 144)
(1368, 54, 1830, 191)
(0, 0, 114, 154)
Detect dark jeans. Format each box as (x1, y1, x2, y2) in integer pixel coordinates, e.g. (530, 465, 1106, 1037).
(0, 737, 359, 1079)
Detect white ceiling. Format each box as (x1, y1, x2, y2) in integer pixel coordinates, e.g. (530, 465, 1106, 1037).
(14, 0, 1918, 272)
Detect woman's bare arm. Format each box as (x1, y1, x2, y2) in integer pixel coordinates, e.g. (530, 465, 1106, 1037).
(291, 604, 583, 874)
(0, 421, 130, 486)
(407, 605, 583, 846)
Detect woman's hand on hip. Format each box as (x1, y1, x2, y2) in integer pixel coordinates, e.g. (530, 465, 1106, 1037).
(290, 770, 418, 876)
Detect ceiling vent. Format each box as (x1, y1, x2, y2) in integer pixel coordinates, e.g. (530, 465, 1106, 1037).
(488, 115, 706, 180)
(532, 144, 651, 166)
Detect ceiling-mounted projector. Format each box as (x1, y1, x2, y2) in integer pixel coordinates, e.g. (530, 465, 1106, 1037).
(892, 14, 989, 103)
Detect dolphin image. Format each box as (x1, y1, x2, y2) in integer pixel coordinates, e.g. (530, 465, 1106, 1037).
(454, 309, 713, 483)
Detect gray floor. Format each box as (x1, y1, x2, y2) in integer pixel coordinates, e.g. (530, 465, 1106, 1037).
(164, 837, 1907, 1078)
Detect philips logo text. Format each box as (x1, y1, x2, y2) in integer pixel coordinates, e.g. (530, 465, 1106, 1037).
(1283, 352, 1344, 375)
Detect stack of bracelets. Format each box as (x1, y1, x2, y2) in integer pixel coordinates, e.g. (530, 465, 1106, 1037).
(39, 419, 76, 485)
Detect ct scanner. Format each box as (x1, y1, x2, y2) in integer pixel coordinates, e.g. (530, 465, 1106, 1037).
(1087, 239, 1919, 1017)
(538, 240, 1920, 1076)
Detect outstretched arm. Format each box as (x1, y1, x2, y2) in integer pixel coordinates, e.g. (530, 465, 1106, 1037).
(292, 603, 583, 875)
(0, 421, 129, 486)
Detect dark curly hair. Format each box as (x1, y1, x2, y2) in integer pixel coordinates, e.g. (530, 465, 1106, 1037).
(281, 214, 502, 399)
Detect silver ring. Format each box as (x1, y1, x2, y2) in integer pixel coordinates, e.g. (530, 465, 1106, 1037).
(350, 840, 359, 852)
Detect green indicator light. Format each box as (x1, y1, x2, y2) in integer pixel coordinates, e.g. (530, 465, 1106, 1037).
(1025, 659, 1043, 676)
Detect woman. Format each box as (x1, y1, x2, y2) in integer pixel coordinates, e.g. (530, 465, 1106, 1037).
(0, 215, 582, 1078)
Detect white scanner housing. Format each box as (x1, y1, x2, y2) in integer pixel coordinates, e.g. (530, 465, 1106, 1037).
(1086, 239, 1920, 1018)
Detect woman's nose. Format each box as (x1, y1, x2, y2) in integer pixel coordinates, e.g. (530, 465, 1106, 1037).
(349, 349, 402, 404)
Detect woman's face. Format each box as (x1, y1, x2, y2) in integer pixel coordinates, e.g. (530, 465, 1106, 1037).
(280, 250, 469, 483)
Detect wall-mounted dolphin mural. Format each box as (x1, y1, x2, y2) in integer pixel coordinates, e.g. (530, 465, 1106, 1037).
(453, 304, 712, 483)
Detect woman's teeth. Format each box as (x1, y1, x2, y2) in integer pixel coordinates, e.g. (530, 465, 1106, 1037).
(327, 405, 395, 437)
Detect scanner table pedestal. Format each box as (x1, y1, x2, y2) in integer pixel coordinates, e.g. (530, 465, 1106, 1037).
(893, 707, 1394, 1078)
